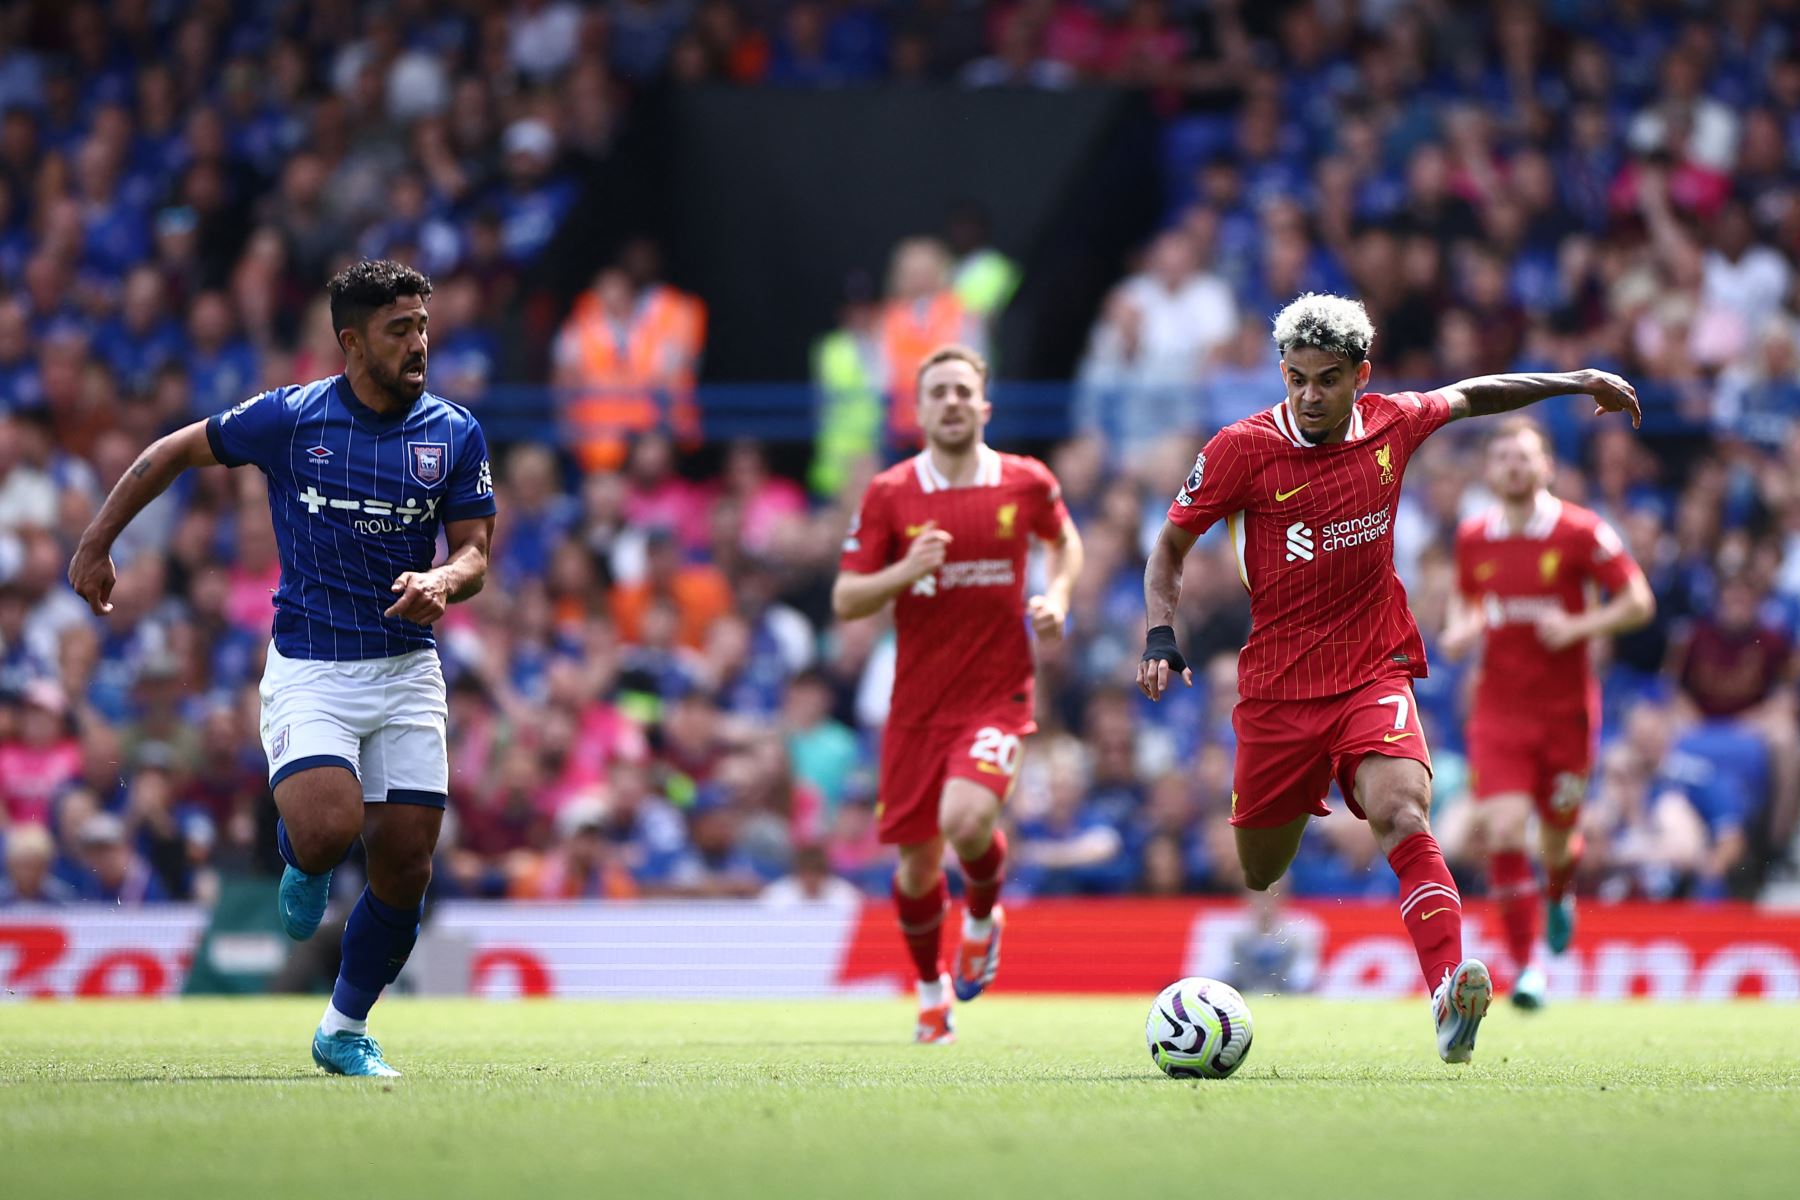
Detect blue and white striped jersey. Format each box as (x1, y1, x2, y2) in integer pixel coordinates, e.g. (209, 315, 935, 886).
(206, 374, 497, 661)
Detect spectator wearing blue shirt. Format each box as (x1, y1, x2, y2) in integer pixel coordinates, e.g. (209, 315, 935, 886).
(93, 266, 187, 395)
(665, 787, 765, 897)
(0, 176, 32, 286)
(1585, 742, 1708, 902)
(183, 292, 259, 418)
(0, 823, 79, 906)
(822, 0, 890, 82)
(184, 564, 262, 700)
(420, 275, 496, 406)
(358, 173, 463, 279)
(1285, 799, 1400, 900)
(0, 580, 52, 695)
(21, 255, 88, 343)
(705, 612, 786, 723)
(494, 443, 578, 589)
(493, 119, 576, 266)
(767, 3, 846, 88)
(71, 811, 168, 904)
(75, 138, 149, 278)
(87, 567, 176, 726)
(1014, 760, 1133, 897)
(619, 598, 708, 704)
(602, 758, 693, 889)
(1622, 700, 1754, 899)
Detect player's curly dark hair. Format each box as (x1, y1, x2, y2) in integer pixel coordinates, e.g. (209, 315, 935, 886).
(327, 260, 432, 334)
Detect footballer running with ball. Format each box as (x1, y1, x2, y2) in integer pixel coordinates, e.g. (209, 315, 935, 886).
(1138, 292, 1641, 1063)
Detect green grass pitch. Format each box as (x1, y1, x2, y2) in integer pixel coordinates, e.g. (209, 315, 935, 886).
(3, 997, 1797, 1199)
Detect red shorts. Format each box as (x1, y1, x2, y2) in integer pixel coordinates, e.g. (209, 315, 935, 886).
(1467, 711, 1594, 829)
(1230, 675, 1432, 829)
(877, 716, 1030, 845)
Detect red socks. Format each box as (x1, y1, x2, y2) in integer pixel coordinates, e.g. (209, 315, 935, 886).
(1545, 832, 1583, 903)
(1387, 832, 1464, 991)
(958, 829, 1007, 921)
(892, 874, 948, 984)
(893, 831, 1007, 986)
(1489, 849, 1538, 976)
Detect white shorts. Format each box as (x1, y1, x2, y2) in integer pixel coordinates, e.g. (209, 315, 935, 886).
(259, 641, 450, 808)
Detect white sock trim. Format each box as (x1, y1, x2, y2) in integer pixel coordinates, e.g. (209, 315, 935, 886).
(319, 1002, 368, 1038)
(917, 975, 948, 1009)
(963, 913, 994, 940)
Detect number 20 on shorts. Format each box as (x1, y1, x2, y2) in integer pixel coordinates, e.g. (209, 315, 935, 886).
(969, 727, 1022, 776)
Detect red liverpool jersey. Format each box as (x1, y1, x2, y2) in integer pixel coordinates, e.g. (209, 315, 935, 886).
(1166, 392, 1453, 701)
(839, 445, 1069, 728)
(1455, 493, 1641, 722)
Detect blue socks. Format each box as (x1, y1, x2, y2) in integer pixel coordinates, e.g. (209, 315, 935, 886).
(276, 818, 304, 872)
(329, 887, 422, 1023)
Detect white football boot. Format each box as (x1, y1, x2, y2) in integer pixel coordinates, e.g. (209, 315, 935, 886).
(1433, 959, 1493, 1064)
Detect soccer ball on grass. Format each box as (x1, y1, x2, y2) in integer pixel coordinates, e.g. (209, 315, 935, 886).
(1144, 977, 1253, 1079)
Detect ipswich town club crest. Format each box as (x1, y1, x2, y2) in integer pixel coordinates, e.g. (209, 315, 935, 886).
(271, 725, 289, 760)
(408, 441, 448, 487)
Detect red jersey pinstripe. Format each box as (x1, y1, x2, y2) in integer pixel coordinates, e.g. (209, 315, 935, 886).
(1167, 391, 1453, 701)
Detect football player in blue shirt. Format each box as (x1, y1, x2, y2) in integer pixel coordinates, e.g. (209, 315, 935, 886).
(70, 261, 497, 1077)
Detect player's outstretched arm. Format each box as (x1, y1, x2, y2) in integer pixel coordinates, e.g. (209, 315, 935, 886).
(1441, 368, 1641, 428)
(1138, 520, 1198, 701)
(1028, 517, 1084, 641)
(68, 420, 220, 615)
(386, 515, 495, 625)
(831, 522, 951, 621)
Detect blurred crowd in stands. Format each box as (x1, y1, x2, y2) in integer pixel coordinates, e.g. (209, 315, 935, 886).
(2, 2, 1799, 910)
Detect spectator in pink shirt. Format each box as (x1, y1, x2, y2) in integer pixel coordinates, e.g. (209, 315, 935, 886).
(718, 439, 806, 555)
(0, 680, 81, 829)
(225, 505, 281, 639)
(622, 432, 708, 551)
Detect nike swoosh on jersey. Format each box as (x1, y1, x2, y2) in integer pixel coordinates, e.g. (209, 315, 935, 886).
(1275, 484, 1310, 502)
(1383, 732, 1415, 743)
(1420, 907, 1452, 921)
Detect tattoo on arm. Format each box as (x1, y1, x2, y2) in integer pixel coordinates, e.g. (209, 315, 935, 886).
(129, 455, 153, 480)
(1446, 372, 1585, 421)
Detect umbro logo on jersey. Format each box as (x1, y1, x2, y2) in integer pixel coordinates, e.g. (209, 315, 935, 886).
(1284, 522, 1315, 562)
(305, 446, 334, 464)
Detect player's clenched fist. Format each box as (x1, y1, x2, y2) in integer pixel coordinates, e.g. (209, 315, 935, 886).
(1027, 594, 1066, 641)
(1137, 624, 1192, 701)
(67, 540, 118, 616)
(901, 520, 952, 583)
(385, 569, 452, 625)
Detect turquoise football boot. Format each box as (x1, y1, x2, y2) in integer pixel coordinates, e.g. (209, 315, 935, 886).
(1510, 964, 1548, 1011)
(312, 1030, 401, 1078)
(1545, 893, 1576, 956)
(277, 864, 332, 940)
